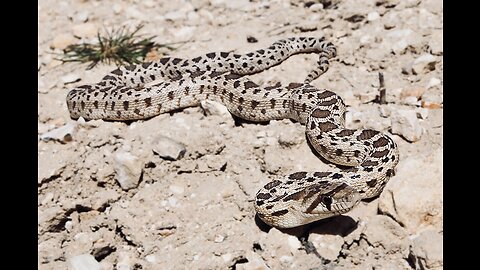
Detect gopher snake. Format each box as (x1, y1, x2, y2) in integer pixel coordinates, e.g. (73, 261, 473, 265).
(67, 37, 399, 228)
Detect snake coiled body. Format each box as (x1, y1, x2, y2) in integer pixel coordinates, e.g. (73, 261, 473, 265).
(67, 37, 399, 228)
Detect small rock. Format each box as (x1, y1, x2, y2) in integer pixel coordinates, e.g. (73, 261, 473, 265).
(415, 108, 429, 119)
(278, 126, 304, 147)
(164, 10, 187, 21)
(287, 235, 302, 252)
(116, 251, 133, 270)
(367, 11, 380, 21)
(152, 135, 186, 161)
(309, 234, 344, 261)
(40, 192, 54, 205)
(421, 91, 443, 105)
(341, 55, 355, 65)
(428, 30, 443, 55)
(61, 73, 81, 84)
(65, 220, 73, 232)
(410, 230, 443, 269)
(359, 34, 372, 45)
(401, 96, 420, 106)
(412, 54, 438, 74)
(74, 11, 89, 23)
(280, 255, 293, 263)
(38, 149, 67, 185)
(72, 23, 98, 38)
(167, 197, 177, 207)
(358, 91, 377, 103)
(379, 149, 443, 233)
(309, 3, 324, 11)
(145, 254, 156, 263)
(113, 4, 123, 14)
(426, 77, 441, 89)
(400, 86, 426, 99)
(263, 146, 282, 173)
(221, 253, 232, 263)
(113, 152, 143, 190)
(40, 121, 78, 143)
(296, 23, 318, 32)
(385, 28, 416, 54)
(362, 215, 410, 256)
(421, 101, 442, 109)
(38, 206, 65, 232)
(200, 100, 233, 121)
(169, 185, 184, 194)
(51, 33, 77, 50)
(236, 251, 270, 270)
(390, 109, 423, 142)
(68, 254, 101, 270)
(214, 235, 225, 243)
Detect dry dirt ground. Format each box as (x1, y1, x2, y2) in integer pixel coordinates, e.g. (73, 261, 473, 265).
(38, 0, 443, 269)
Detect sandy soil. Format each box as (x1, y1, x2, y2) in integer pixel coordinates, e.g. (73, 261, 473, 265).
(38, 0, 443, 269)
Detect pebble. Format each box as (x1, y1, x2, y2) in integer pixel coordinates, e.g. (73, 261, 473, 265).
(359, 34, 372, 45)
(421, 92, 443, 109)
(428, 30, 443, 55)
(362, 215, 410, 256)
(152, 135, 186, 161)
(280, 255, 293, 263)
(145, 254, 156, 263)
(113, 151, 143, 190)
(72, 23, 98, 38)
(287, 235, 302, 252)
(263, 146, 282, 173)
(169, 185, 185, 194)
(68, 254, 101, 270)
(74, 11, 89, 23)
(116, 251, 133, 270)
(415, 108, 429, 119)
(214, 235, 225, 243)
(410, 230, 443, 269)
(236, 251, 270, 270)
(172, 26, 196, 40)
(167, 197, 177, 207)
(40, 192, 54, 205)
(412, 54, 437, 74)
(39, 121, 78, 143)
(51, 33, 76, 50)
(200, 100, 233, 124)
(385, 28, 415, 54)
(309, 234, 344, 261)
(421, 100, 442, 109)
(401, 96, 420, 106)
(113, 4, 123, 14)
(390, 109, 423, 142)
(61, 73, 81, 84)
(221, 253, 232, 262)
(400, 86, 426, 99)
(367, 11, 380, 21)
(309, 3, 324, 11)
(358, 91, 377, 103)
(125, 6, 143, 19)
(426, 77, 441, 89)
(38, 78, 48, 93)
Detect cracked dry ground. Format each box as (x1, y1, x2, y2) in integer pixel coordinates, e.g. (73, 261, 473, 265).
(38, 0, 443, 269)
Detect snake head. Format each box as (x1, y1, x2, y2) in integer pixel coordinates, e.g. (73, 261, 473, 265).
(301, 181, 361, 217)
(255, 180, 361, 228)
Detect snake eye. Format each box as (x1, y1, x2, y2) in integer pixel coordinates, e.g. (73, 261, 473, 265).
(321, 196, 333, 210)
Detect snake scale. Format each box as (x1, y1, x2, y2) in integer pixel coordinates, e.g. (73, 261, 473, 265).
(67, 37, 399, 228)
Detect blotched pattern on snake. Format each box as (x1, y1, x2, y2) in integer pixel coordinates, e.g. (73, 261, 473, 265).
(67, 37, 399, 228)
